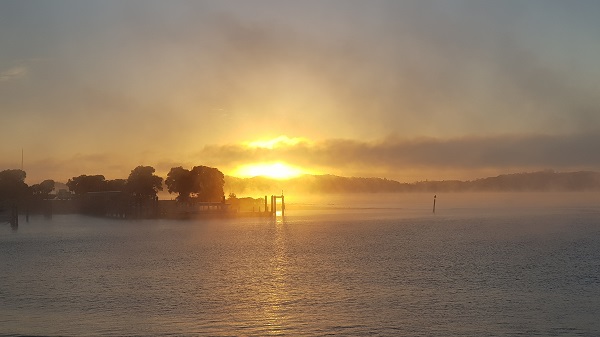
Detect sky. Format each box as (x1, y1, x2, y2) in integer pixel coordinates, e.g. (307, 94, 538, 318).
(1, 0, 600, 183)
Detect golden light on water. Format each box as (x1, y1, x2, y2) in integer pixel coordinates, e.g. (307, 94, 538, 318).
(262, 221, 288, 333)
(233, 162, 308, 180)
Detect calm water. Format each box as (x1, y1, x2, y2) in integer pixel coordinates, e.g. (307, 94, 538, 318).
(1, 193, 600, 336)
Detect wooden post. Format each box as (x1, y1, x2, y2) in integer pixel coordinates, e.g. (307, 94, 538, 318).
(433, 195, 436, 214)
(264, 196, 268, 213)
(271, 195, 275, 215)
(281, 195, 285, 217)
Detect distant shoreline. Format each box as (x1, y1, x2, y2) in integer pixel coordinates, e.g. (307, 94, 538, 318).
(224, 170, 600, 195)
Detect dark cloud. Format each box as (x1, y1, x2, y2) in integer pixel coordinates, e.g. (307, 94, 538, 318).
(197, 133, 600, 173)
(5, 133, 599, 184)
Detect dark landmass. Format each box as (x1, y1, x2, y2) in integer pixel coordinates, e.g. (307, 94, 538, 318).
(225, 170, 600, 194)
(3, 166, 600, 225)
(1, 165, 232, 221)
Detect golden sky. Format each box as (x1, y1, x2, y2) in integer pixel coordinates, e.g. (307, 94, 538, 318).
(1, 1, 599, 183)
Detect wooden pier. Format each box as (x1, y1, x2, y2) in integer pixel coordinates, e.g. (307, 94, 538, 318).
(269, 194, 285, 216)
(0, 192, 289, 221)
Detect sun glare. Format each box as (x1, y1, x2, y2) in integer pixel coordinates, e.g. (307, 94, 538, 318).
(235, 136, 315, 179)
(234, 162, 307, 180)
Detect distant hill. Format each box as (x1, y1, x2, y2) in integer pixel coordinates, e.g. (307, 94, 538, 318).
(224, 171, 600, 195)
(225, 175, 409, 195)
(411, 171, 600, 192)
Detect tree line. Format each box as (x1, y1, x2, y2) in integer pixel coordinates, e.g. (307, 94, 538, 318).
(0, 169, 55, 204)
(0, 165, 225, 207)
(224, 170, 600, 194)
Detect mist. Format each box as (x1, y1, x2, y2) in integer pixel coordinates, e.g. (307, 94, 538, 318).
(201, 133, 600, 182)
(2, 1, 600, 184)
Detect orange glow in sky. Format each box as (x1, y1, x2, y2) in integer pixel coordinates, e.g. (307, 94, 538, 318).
(2, 1, 598, 184)
(246, 136, 306, 149)
(233, 162, 309, 180)
(230, 136, 315, 179)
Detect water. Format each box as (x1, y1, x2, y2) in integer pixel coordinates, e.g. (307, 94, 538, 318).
(1, 193, 600, 336)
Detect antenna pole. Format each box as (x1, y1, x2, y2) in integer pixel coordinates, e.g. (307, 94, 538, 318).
(21, 148, 23, 170)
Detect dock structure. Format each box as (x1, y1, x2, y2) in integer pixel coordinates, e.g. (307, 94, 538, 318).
(0, 193, 286, 221)
(270, 194, 285, 216)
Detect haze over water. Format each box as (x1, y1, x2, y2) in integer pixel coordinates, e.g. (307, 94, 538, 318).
(2, 1, 600, 335)
(2, 193, 599, 336)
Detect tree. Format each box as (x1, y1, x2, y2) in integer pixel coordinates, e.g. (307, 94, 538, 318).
(31, 179, 55, 199)
(165, 167, 194, 202)
(126, 166, 163, 201)
(192, 166, 225, 202)
(106, 179, 127, 192)
(166, 165, 225, 203)
(66, 175, 107, 195)
(0, 169, 28, 201)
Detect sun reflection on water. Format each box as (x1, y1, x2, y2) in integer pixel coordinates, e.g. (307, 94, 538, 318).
(261, 220, 288, 334)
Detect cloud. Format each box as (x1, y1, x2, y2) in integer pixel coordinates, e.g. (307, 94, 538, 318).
(193, 4, 600, 138)
(2, 2, 600, 183)
(2, 1, 599, 147)
(195, 133, 600, 175)
(5, 133, 599, 184)
(0, 65, 27, 82)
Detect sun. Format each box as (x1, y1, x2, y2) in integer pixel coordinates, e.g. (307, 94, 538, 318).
(233, 162, 307, 180)
(232, 136, 316, 179)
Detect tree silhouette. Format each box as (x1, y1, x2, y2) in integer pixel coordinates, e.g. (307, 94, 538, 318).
(126, 166, 163, 201)
(106, 179, 127, 192)
(0, 169, 28, 201)
(166, 166, 224, 203)
(192, 166, 225, 202)
(31, 179, 55, 199)
(66, 175, 107, 194)
(166, 167, 194, 202)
